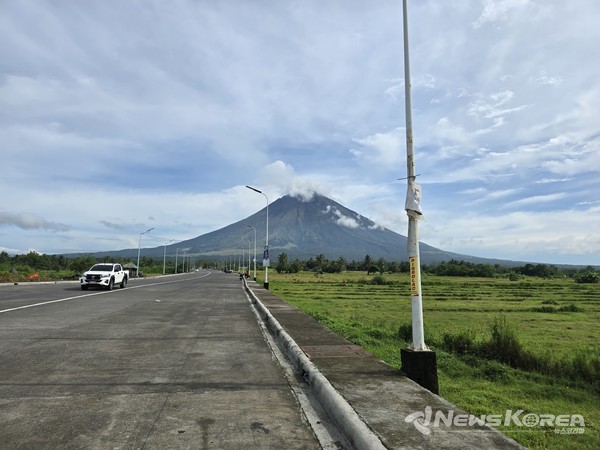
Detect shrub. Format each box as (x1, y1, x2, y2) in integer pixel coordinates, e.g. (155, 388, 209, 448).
(481, 317, 524, 367)
(558, 303, 582, 312)
(367, 265, 381, 275)
(396, 322, 413, 342)
(441, 330, 477, 355)
(530, 306, 557, 313)
(541, 299, 558, 305)
(481, 360, 510, 382)
(366, 328, 390, 339)
(370, 275, 387, 285)
(570, 348, 600, 383)
(575, 271, 599, 284)
(530, 303, 582, 313)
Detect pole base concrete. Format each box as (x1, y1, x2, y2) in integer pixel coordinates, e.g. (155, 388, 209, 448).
(401, 348, 439, 394)
(263, 282, 269, 290)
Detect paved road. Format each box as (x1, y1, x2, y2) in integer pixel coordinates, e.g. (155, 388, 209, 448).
(0, 271, 322, 449)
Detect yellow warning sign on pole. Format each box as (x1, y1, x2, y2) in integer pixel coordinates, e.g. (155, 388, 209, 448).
(410, 256, 420, 296)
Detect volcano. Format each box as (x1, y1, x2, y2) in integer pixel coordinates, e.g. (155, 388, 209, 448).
(124, 192, 486, 264)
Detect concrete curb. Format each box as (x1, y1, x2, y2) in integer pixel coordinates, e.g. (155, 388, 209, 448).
(244, 280, 387, 450)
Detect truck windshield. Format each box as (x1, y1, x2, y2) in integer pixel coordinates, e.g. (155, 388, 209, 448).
(90, 264, 114, 271)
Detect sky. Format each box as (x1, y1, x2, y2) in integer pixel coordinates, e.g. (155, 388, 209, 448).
(1, 0, 599, 266)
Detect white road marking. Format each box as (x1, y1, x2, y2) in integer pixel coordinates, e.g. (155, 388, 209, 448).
(0, 272, 212, 314)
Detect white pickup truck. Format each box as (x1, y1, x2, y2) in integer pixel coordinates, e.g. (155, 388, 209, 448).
(80, 263, 129, 290)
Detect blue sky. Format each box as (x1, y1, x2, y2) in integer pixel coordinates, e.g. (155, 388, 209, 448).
(1, 0, 598, 266)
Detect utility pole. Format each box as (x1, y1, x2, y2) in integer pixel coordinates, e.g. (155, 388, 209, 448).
(400, 0, 438, 394)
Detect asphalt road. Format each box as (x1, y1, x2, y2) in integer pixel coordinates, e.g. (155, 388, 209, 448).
(0, 271, 322, 449)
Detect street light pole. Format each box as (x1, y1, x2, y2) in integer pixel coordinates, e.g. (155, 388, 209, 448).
(163, 239, 175, 275)
(246, 185, 269, 289)
(243, 238, 251, 277)
(136, 227, 154, 278)
(400, 0, 438, 394)
(247, 239, 251, 277)
(402, 0, 425, 352)
(246, 224, 257, 280)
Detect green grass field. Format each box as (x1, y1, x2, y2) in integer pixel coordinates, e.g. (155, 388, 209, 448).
(260, 271, 599, 450)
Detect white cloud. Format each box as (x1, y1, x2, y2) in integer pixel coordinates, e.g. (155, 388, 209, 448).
(504, 193, 567, 209)
(336, 216, 360, 229)
(530, 73, 563, 86)
(467, 90, 528, 120)
(472, 0, 534, 29)
(542, 142, 600, 176)
(333, 210, 360, 229)
(0, 212, 70, 232)
(350, 128, 404, 168)
(535, 177, 574, 184)
(322, 205, 361, 229)
(422, 206, 600, 264)
(469, 188, 522, 204)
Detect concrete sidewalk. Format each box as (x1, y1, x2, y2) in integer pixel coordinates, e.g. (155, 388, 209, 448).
(245, 280, 524, 450)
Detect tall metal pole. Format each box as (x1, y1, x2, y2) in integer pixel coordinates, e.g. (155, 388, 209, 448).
(246, 185, 270, 289)
(163, 239, 175, 275)
(402, 0, 426, 351)
(136, 227, 154, 278)
(246, 239, 251, 276)
(399, 0, 438, 394)
(247, 224, 257, 280)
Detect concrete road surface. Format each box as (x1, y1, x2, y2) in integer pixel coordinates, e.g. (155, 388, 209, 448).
(0, 271, 322, 449)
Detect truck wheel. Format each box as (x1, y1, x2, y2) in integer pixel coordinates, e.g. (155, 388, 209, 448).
(108, 278, 114, 290)
(120, 276, 127, 289)
(81, 286, 88, 291)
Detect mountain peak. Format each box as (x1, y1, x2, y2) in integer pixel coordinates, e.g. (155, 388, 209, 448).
(90, 192, 494, 264)
(287, 190, 320, 202)
(273, 193, 377, 231)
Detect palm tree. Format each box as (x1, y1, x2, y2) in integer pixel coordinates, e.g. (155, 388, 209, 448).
(362, 254, 373, 271)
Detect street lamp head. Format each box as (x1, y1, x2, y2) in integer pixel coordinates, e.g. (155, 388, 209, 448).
(246, 185, 262, 194)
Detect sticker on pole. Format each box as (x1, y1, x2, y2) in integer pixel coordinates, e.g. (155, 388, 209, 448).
(410, 256, 420, 296)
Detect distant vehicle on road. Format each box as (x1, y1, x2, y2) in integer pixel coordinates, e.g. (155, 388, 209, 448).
(80, 263, 128, 291)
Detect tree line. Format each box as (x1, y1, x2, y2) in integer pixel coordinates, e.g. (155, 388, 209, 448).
(0, 251, 200, 278)
(1, 250, 597, 283)
(273, 253, 598, 283)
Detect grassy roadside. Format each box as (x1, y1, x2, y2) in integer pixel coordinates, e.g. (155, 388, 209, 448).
(0, 268, 169, 284)
(260, 271, 599, 450)
(0, 269, 79, 283)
